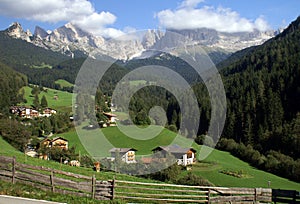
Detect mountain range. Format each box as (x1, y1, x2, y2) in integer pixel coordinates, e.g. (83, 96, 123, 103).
(6, 22, 278, 61)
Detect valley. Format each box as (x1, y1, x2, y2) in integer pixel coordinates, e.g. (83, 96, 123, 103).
(0, 6, 299, 203)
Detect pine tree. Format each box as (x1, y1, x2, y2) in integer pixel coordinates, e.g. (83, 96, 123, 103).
(33, 93, 40, 109)
(40, 95, 48, 108)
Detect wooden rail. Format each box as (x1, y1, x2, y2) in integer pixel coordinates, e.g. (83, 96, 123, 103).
(272, 189, 300, 203)
(0, 156, 113, 201)
(0, 155, 279, 203)
(114, 179, 272, 203)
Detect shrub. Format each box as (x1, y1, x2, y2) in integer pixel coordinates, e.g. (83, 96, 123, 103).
(177, 172, 213, 186)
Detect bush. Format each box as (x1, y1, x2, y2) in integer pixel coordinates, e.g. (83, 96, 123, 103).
(80, 155, 95, 168)
(177, 172, 213, 186)
(217, 138, 300, 182)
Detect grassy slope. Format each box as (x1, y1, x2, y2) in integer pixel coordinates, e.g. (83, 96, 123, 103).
(19, 86, 73, 112)
(189, 147, 300, 190)
(56, 129, 89, 155)
(10, 85, 300, 190)
(58, 125, 195, 157)
(57, 126, 300, 190)
(0, 136, 157, 183)
(55, 79, 73, 88)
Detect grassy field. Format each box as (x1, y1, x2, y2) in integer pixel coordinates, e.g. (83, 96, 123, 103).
(0, 180, 116, 204)
(12, 85, 300, 191)
(19, 86, 73, 112)
(55, 129, 90, 155)
(187, 147, 300, 190)
(57, 126, 300, 190)
(55, 79, 74, 88)
(30, 63, 52, 69)
(0, 136, 158, 183)
(121, 80, 156, 87)
(61, 124, 195, 157)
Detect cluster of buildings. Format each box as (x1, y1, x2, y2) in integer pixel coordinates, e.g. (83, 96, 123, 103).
(25, 137, 69, 159)
(108, 145, 196, 167)
(26, 137, 196, 167)
(10, 106, 57, 119)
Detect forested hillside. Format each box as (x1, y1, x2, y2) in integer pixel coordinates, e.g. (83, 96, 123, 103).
(221, 16, 300, 155)
(0, 31, 69, 68)
(214, 16, 300, 181)
(0, 62, 27, 114)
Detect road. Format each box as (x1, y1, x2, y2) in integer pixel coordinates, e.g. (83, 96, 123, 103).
(0, 195, 66, 204)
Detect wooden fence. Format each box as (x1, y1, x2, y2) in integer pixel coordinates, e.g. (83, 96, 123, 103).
(272, 189, 300, 204)
(0, 156, 113, 200)
(114, 180, 272, 203)
(0, 155, 276, 203)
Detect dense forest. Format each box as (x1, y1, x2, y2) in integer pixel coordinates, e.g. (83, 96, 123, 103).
(0, 61, 27, 114)
(0, 31, 69, 68)
(215, 16, 300, 181)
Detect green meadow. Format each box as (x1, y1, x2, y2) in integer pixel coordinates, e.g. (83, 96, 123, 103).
(12, 86, 300, 191)
(19, 86, 73, 112)
(189, 147, 300, 190)
(0, 136, 156, 182)
(55, 79, 74, 88)
(56, 125, 300, 190)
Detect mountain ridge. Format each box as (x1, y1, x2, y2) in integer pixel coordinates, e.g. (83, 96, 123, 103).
(5, 22, 277, 60)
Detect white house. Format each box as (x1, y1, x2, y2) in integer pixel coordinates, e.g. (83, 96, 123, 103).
(40, 108, 57, 117)
(152, 145, 196, 166)
(103, 112, 117, 123)
(109, 148, 136, 163)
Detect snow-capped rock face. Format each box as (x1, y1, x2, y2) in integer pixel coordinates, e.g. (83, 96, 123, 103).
(5, 22, 277, 60)
(6, 22, 32, 42)
(168, 28, 277, 52)
(142, 29, 164, 48)
(34, 26, 48, 39)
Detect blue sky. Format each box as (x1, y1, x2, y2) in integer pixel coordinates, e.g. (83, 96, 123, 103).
(0, 0, 299, 38)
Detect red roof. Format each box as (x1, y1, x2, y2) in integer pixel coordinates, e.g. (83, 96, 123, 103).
(103, 112, 117, 117)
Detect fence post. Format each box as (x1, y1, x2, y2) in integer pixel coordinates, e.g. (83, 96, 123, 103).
(207, 188, 211, 204)
(50, 170, 55, 193)
(11, 156, 16, 184)
(111, 177, 116, 200)
(91, 174, 96, 199)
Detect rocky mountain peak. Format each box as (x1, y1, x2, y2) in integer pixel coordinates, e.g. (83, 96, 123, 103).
(142, 29, 164, 48)
(34, 26, 48, 39)
(4, 21, 277, 60)
(6, 22, 32, 42)
(168, 28, 277, 52)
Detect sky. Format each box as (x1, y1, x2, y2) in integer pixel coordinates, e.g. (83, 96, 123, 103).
(0, 0, 299, 38)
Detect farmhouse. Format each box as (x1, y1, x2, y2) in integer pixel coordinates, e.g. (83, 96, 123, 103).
(10, 106, 57, 119)
(51, 137, 69, 150)
(152, 145, 196, 166)
(40, 137, 68, 150)
(103, 112, 117, 124)
(40, 108, 57, 117)
(109, 148, 136, 163)
(39, 137, 69, 160)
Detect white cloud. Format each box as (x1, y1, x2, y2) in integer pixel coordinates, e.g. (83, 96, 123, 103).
(72, 11, 124, 38)
(0, 0, 123, 38)
(156, 0, 270, 32)
(179, 0, 204, 9)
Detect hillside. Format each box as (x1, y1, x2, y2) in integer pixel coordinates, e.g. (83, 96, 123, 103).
(0, 61, 27, 114)
(220, 16, 300, 154)
(0, 31, 69, 69)
(2, 127, 299, 190)
(209, 16, 300, 182)
(19, 86, 73, 112)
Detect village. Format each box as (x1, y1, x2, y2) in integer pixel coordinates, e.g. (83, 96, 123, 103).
(9, 105, 196, 171)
